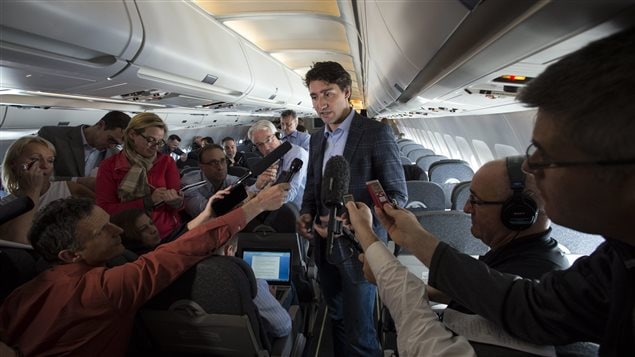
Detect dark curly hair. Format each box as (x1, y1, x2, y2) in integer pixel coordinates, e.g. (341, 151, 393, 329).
(304, 61, 352, 92)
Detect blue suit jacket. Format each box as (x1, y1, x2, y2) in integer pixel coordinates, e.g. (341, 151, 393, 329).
(301, 113, 407, 262)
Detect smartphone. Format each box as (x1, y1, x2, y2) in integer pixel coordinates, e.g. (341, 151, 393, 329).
(211, 184, 248, 216)
(366, 180, 391, 208)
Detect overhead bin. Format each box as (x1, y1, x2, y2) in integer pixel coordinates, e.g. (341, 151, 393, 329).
(0, 0, 143, 93)
(238, 42, 293, 107)
(131, 0, 252, 100)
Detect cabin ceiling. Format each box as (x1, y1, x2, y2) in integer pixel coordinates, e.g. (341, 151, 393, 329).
(193, 0, 364, 109)
(1, 0, 635, 129)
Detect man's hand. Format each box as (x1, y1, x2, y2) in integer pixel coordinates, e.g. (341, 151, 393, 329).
(250, 182, 289, 212)
(297, 213, 314, 239)
(346, 201, 380, 250)
(358, 253, 377, 284)
(255, 163, 279, 190)
(376, 204, 435, 254)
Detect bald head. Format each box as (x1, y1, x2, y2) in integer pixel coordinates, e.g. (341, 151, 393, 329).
(466, 158, 548, 249)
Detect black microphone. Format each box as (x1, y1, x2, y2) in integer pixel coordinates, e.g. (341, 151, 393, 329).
(276, 158, 303, 184)
(230, 140, 293, 189)
(321, 155, 350, 262)
(0, 196, 35, 225)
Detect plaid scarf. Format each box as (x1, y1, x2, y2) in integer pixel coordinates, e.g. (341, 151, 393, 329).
(117, 146, 155, 202)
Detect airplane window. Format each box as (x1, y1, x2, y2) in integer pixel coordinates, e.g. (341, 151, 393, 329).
(427, 130, 441, 154)
(494, 143, 519, 158)
(444, 134, 461, 159)
(472, 139, 495, 167)
(455, 136, 479, 169)
(434, 132, 450, 157)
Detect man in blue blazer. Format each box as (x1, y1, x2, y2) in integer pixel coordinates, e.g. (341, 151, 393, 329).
(38, 111, 130, 190)
(298, 61, 407, 357)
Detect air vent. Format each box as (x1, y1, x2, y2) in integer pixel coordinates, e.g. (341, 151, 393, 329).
(202, 74, 218, 85)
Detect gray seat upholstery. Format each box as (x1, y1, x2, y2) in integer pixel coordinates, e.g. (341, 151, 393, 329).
(415, 154, 449, 172)
(400, 156, 413, 165)
(428, 160, 474, 209)
(400, 143, 423, 155)
(413, 211, 488, 256)
(450, 181, 471, 211)
(407, 148, 435, 162)
(550, 224, 604, 256)
(403, 164, 428, 181)
(405, 181, 446, 212)
(140, 256, 303, 356)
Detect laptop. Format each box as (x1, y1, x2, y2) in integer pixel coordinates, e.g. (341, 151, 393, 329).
(241, 248, 292, 302)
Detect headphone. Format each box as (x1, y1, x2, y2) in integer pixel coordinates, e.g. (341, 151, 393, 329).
(500, 155, 538, 230)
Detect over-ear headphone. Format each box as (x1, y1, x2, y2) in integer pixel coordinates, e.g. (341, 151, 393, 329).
(500, 155, 538, 230)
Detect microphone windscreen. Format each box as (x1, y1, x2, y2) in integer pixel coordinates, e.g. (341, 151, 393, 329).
(321, 155, 350, 207)
(251, 141, 292, 176)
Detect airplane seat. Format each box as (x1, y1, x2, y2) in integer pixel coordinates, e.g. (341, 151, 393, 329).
(428, 159, 475, 209)
(450, 181, 472, 210)
(400, 155, 413, 165)
(411, 211, 488, 256)
(236, 230, 318, 341)
(403, 164, 428, 181)
(555, 341, 600, 356)
(396, 139, 413, 144)
(549, 224, 605, 257)
(399, 143, 423, 155)
(415, 154, 449, 173)
(405, 181, 445, 212)
(0, 246, 49, 303)
(179, 166, 200, 178)
(244, 203, 299, 234)
(138, 256, 302, 356)
(407, 148, 435, 162)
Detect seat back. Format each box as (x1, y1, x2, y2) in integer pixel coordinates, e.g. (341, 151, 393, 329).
(142, 256, 271, 354)
(413, 211, 488, 255)
(415, 154, 448, 172)
(400, 156, 413, 165)
(428, 160, 474, 208)
(405, 181, 445, 211)
(407, 148, 435, 162)
(140, 301, 267, 357)
(245, 204, 299, 234)
(550, 224, 604, 256)
(450, 181, 471, 211)
(403, 164, 428, 181)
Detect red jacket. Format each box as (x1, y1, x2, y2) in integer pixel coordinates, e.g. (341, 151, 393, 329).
(96, 151, 182, 239)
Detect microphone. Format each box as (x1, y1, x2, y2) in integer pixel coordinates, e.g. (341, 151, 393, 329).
(321, 155, 350, 262)
(276, 158, 303, 184)
(212, 141, 293, 215)
(231, 141, 293, 189)
(0, 196, 35, 225)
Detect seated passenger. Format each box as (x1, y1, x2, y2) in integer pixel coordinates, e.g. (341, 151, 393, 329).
(247, 120, 308, 209)
(96, 113, 183, 240)
(181, 144, 239, 218)
(0, 184, 289, 356)
(357, 28, 635, 356)
(110, 188, 229, 255)
(279, 109, 310, 151)
(212, 236, 292, 340)
(222, 136, 246, 168)
(0, 136, 94, 244)
(430, 156, 570, 355)
(161, 134, 187, 163)
(38, 111, 131, 191)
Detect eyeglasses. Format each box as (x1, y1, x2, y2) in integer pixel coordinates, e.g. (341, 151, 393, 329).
(254, 134, 275, 148)
(525, 143, 635, 170)
(201, 158, 227, 167)
(468, 193, 505, 206)
(138, 132, 166, 148)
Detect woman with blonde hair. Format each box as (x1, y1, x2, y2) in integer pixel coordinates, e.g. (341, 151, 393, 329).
(0, 136, 94, 244)
(96, 113, 183, 240)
